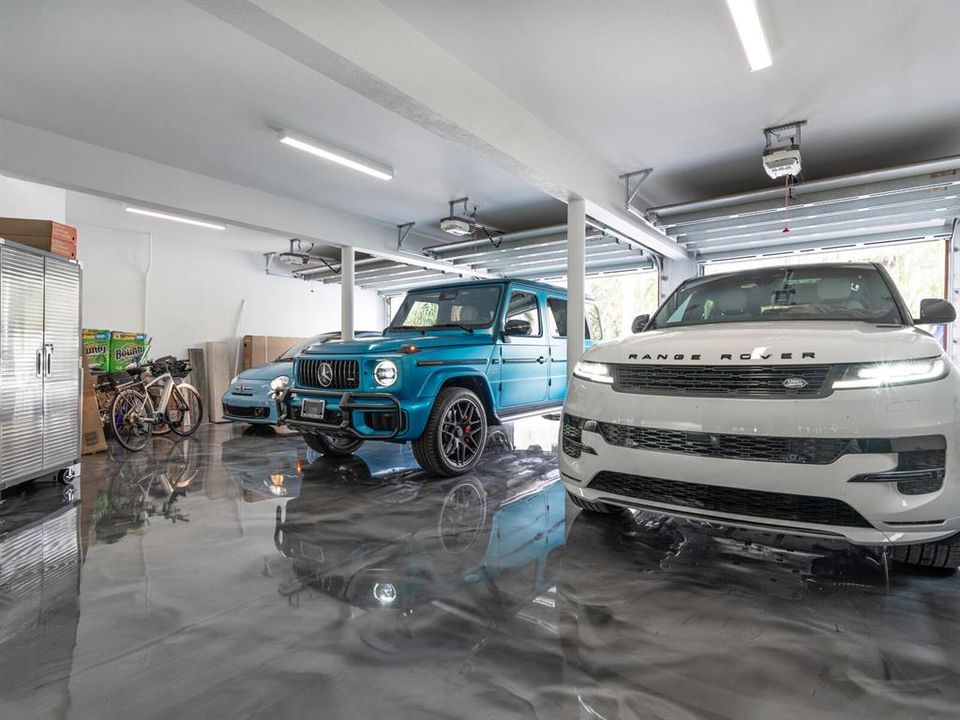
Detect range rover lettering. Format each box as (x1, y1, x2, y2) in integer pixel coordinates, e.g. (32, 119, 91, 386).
(561, 263, 960, 569)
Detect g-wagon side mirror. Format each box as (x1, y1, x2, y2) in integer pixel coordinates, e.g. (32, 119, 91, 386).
(631, 314, 650, 333)
(916, 298, 957, 325)
(504, 318, 533, 336)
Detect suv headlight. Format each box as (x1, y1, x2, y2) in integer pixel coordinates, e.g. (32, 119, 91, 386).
(374, 360, 398, 387)
(833, 357, 947, 390)
(270, 375, 290, 392)
(573, 360, 614, 385)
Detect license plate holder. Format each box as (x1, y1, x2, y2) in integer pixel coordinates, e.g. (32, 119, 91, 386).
(301, 398, 326, 420)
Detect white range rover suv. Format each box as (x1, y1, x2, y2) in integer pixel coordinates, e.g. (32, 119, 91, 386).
(562, 262, 960, 569)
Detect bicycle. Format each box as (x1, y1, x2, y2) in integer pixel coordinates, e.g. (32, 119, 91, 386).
(110, 357, 204, 451)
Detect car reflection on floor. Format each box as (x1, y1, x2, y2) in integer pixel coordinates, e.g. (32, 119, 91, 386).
(273, 452, 565, 619)
(558, 509, 960, 720)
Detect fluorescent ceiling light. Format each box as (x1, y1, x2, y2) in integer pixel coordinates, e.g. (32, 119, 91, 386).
(125, 206, 226, 230)
(277, 129, 393, 181)
(726, 0, 772, 72)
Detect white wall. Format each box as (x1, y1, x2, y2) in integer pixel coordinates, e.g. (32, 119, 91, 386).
(0, 175, 66, 221)
(74, 223, 384, 362)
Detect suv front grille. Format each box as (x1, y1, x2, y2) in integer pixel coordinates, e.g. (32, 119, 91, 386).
(612, 364, 834, 397)
(297, 359, 360, 390)
(597, 422, 855, 464)
(589, 471, 872, 528)
(223, 403, 269, 419)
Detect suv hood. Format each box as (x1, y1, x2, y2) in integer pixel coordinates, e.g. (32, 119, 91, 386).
(586, 322, 943, 366)
(300, 332, 493, 356)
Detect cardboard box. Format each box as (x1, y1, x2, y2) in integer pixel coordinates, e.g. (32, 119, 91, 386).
(83, 329, 112, 371)
(81, 356, 108, 455)
(242, 335, 305, 370)
(108, 332, 149, 371)
(0, 217, 78, 259)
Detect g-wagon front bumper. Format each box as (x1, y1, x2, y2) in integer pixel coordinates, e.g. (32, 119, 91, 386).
(279, 387, 407, 440)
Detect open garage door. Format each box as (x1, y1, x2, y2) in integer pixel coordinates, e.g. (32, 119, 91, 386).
(649, 157, 960, 358)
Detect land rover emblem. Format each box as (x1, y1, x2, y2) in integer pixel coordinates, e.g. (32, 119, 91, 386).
(782, 377, 808, 389)
(318, 362, 334, 387)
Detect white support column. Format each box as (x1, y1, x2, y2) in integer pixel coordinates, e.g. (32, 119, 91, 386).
(659, 256, 700, 302)
(567, 197, 586, 379)
(949, 220, 960, 364)
(341, 246, 355, 342)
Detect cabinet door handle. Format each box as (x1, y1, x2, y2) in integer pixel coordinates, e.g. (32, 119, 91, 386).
(36, 349, 43, 378)
(45, 343, 54, 376)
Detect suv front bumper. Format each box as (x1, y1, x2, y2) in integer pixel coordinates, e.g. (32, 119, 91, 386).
(278, 386, 407, 439)
(560, 376, 960, 546)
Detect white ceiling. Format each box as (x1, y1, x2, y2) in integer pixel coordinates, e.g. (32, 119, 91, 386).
(1, 0, 957, 250)
(0, 0, 563, 240)
(65, 190, 295, 254)
(386, 0, 960, 206)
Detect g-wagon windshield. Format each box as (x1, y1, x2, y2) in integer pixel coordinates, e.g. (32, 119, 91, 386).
(388, 285, 503, 330)
(650, 265, 906, 329)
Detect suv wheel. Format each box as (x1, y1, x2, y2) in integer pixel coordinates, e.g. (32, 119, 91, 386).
(302, 432, 364, 457)
(891, 533, 960, 570)
(412, 387, 488, 477)
(567, 491, 615, 514)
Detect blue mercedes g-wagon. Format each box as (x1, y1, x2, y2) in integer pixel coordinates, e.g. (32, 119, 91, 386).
(273, 279, 602, 476)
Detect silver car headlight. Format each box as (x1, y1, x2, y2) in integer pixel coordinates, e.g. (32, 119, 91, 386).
(270, 375, 290, 392)
(374, 360, 398, 387)
(832, 357, 948, 390)
(573, 360, 614, 385)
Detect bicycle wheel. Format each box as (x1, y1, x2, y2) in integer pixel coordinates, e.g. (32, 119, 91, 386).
(111, 388, 151, 451)
(167, 384, 204, 437)
(147, 384, 173, 435)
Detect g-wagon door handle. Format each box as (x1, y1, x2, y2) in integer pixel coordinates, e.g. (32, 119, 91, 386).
(536, 356, 546, 364)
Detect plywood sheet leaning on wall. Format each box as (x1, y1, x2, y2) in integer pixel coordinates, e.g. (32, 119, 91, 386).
(188, 347, 209, 414)
(204, 341, 231, 423)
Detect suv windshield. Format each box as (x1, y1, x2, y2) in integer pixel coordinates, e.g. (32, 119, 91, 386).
(650, 265, 905, 329)
(389, 285, 502, 330)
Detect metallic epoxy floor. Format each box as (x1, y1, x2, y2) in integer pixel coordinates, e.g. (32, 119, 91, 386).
(1, 419, 958, 719)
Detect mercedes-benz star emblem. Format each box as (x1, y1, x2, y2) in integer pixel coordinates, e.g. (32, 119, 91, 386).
(318, 362, 334, 387)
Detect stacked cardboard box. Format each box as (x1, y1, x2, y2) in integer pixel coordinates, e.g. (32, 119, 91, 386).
(242, 335, 305, 370)
(81, 356, 107, 455)
(0, 217, 78, 259)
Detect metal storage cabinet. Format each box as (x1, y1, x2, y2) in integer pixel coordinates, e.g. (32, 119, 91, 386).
(0, 239, 81, 490)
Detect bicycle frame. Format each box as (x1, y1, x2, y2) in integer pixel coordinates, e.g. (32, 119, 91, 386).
(138, 372, 177, 424)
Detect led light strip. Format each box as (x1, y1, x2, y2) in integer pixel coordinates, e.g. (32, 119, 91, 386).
(278, 129, 394, 181)
(125, 206, 226, 230)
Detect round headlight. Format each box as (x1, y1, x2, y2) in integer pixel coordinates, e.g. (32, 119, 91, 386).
(373, 582, 397, 605)
(373, 360, 398, 387)
(269, 375, 290, 392)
